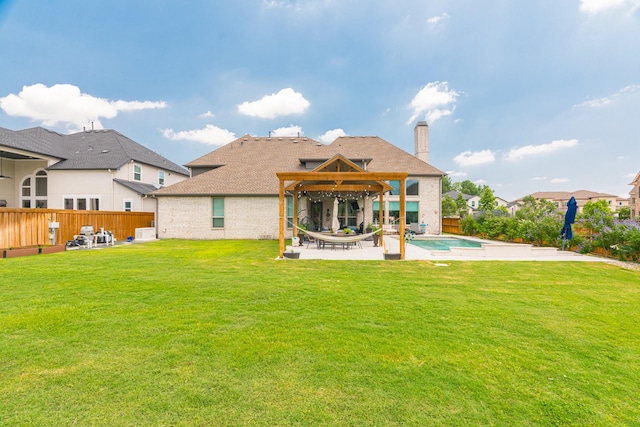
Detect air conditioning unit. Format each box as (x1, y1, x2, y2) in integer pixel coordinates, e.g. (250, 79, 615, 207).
(135, 227, 156, 241)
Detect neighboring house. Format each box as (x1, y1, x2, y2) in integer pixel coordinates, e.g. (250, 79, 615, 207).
(629, 172, 640, 219)
(512, 190, 629, 214)
(442, 190, 476, 215)
(153, 122, 445, 240)
(0, 127, 189, 212)
(442, 190, 508, 215)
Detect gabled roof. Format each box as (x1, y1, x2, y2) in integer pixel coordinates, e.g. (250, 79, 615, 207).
(443, 190, 474, 201)
(284, 154, 394, 193)
(155, 134, 444, 196)
(0, 127, 189, 176)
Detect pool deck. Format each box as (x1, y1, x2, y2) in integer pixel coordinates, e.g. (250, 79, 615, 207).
(282, 235, 612, 263)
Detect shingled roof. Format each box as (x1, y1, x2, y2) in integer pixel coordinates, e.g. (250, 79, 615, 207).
(153, 134, 444, 196)
(0, 127, 189, 176)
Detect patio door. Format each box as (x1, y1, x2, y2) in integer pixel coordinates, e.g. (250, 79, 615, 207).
(338, 200, 358, 228)
(311, 202, 322, 231)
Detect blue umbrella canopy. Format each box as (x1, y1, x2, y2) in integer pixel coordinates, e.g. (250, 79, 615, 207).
(561, 196, 577, 241)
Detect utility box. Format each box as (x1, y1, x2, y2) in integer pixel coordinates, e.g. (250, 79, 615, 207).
(135, 227, 156, 241)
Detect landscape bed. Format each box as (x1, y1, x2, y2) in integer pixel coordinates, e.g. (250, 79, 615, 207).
(1, 239, 638, 426)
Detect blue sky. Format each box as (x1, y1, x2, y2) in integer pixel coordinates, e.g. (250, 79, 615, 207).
(1, 0, 639, 200)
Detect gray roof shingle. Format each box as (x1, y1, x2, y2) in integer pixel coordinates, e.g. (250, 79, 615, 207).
(0, 127, 189, 176)
(154, 134, 444, 196)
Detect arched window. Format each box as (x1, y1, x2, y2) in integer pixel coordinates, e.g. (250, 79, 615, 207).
(21, 170, 48, 208)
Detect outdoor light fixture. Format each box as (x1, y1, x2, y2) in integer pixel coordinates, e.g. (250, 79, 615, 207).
(326, 208, 330, 218)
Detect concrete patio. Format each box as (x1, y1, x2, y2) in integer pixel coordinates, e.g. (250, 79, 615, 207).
(282, 235, 608, 262)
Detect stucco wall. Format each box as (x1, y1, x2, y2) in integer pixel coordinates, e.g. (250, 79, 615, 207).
(157, 196, 295, 240)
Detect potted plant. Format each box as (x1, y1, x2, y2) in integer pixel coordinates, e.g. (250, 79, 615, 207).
(283, 247, 300, 259)
(367, 223, 380, 247)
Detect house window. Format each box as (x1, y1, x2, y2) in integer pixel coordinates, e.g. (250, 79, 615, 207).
(63, 196, 100, 210)
(406, 179, 419, 196)
(406, 201, 419, 223)
(158, 171, 165, 186)
(20, 170, 48, 208)
(212, 197, 224, 228)
(338, 200, 358, 227)
(387, 180, 419, 195)
(374, 201, 419, 224)
(471, 201, 476, 208)
(124, 199, 132, 212)
(134, 164, 141, 181)
(90, 198, 100, 210)
(286, 197, 293, 229)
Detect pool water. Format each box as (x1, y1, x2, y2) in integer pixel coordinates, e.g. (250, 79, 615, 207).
(408, 237, 483, 251)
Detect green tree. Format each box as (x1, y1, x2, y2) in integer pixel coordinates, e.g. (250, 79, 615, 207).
(441, 195, 458, 217)
(513, 196, 563, 246)
(457, 180, 481, 196)
(442, 175, 454, 193)
(617, 206, 631, 220)
(455, 193, 469, 217)
(579, 200, 614, 233)
(478, 187, 497, 212)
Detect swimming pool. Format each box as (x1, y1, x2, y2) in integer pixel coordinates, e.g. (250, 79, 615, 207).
(408, 237, 483, 251)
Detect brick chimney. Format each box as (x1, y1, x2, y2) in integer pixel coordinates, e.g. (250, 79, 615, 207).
(414, 121, 429, 163)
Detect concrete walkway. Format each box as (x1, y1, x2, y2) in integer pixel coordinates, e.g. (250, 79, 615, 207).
(283, 235, 609, 262)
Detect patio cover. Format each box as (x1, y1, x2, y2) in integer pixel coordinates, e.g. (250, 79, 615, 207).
(276, 155, 408, 259)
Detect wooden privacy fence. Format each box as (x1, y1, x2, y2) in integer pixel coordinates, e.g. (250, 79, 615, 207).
(0, 208, 155, 249)
(442, 217, 462, 235)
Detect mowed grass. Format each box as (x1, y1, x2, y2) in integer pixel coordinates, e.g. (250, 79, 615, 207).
(1, 240, 639, 426)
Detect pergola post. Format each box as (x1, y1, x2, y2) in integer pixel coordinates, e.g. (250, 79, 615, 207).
(399, 177, 406, 260)
(293, 188, 299, 244)
(378, 191, 384, 248)
(278, 179, 285, 258)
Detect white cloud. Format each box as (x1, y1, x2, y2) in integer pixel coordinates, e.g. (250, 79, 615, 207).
(579, 0, 640, 14)
(453, 150, 495, 167)
(446, 170, 468, 178)
(550, 178, 570, 183)
(407, 81, 459, 125)
(427, 13, 450, 28)
(532, 176, 548, 181)
(573, 85, 640, 109)
(198, 111, 215, 118)
(506, 139, 578, 161)
(161, 124, 235, 145)
(318, 128, 346, 143)
(262, 0, 330, 13)
(271, 125, 303, 137)
(0, 83, 166, 131)
(237, 88, 310, 119)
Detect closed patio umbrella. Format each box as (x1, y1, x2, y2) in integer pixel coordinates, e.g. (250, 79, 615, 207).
(331, 197, 340, 232)
(560, 196, 577, 250)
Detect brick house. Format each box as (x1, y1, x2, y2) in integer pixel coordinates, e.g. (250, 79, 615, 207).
(152, 122, 445, 240)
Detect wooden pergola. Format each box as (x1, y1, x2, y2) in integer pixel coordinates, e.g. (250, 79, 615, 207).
(276, 170, 409, 259)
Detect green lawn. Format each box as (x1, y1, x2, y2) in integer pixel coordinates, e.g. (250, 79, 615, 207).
(1, 240, 639, 426)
